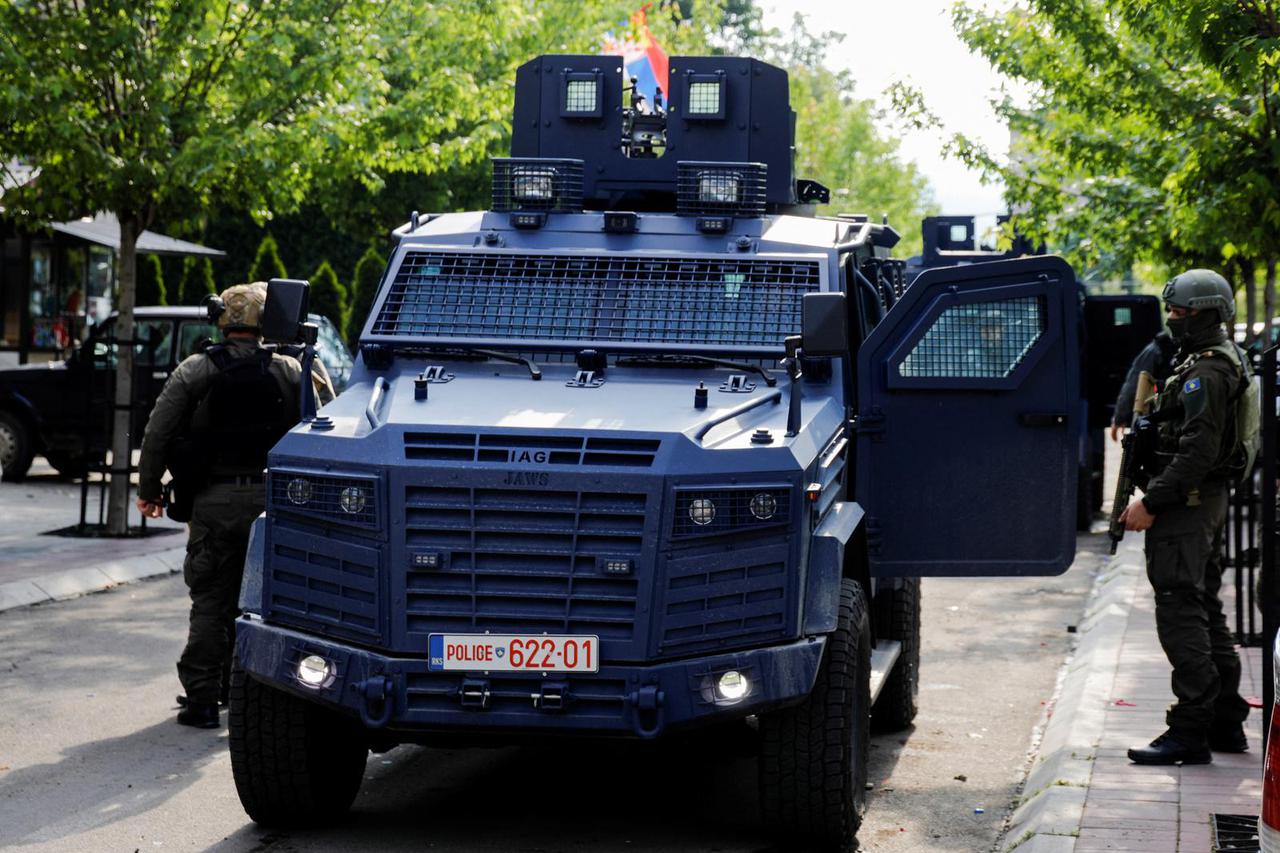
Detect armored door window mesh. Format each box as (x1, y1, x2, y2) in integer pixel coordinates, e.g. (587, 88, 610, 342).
(898, 296, 1045, 379)
(372, 252, 821, 350)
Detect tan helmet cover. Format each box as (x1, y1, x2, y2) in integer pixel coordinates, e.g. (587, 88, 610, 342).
(218, 281, 267, 331)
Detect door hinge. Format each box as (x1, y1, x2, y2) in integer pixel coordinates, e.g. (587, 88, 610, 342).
(852, 407, 885, 435)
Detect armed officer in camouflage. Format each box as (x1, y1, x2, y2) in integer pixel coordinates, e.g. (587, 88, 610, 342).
(136, 283, 335, 729)
(1120, 269, 1252, 765)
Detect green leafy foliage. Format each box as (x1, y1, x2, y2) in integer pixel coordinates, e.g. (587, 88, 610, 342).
(247, 234, 288, 284)
(137, 255, 167, 306)
(894, 0, 1280, 324)
(347, 246, 386, 343)
(308, 260, 349, 333)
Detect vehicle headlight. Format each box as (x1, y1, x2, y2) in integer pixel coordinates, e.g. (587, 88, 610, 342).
(749, 492, 777, 520)
(698, 171, 741, 204)
(286, 477, 311, 505)
(339, 486, 367, 515)
(296, 655, 332, 688)
(689, 498, 717, 526)
(513, 168, 556, 203)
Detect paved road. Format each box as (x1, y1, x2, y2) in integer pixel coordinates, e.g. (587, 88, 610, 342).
(0, 536, 1102, 853)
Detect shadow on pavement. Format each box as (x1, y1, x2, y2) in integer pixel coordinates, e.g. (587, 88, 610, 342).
(0, 719, 226, 847)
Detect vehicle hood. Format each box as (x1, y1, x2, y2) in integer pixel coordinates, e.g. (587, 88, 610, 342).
(273, 360, 843, 464)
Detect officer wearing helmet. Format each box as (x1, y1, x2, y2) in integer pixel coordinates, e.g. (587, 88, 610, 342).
(135, 282, 334, 729)
(1120, 269, 1252, 764)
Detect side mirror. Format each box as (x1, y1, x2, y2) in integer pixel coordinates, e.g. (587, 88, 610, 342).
(262, 278, 311, 343)
(802, 292, 849, 357)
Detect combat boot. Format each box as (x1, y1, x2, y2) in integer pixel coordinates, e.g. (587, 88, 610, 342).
(1208, 722, 1249, 753)
(1127, 728, 1211, 765)
(176, 701, 220, 729)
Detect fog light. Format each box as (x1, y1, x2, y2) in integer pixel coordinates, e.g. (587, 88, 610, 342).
(286, 477, 311, 505)
(513, 169, 555, 203)
(689, 498, 716, 526)
(297, 655, 331, 688)
(750, 492, 777, 520)
(339, 486, 367, 515)
(699, 171, 741, 204)
(716, 670, 750, 701)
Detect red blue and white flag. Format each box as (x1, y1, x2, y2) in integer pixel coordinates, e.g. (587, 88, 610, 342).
(603, 6, 669, 105)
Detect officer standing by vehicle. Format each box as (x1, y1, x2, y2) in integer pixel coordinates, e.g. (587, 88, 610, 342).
(1110, 329, 1178, 442)
(1120, 269, 1253, 764)
(135, 282, 334, 728)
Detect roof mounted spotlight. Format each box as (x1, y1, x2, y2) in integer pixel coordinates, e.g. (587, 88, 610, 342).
(677, 161, 767, 232)
(492, 158, 585, 228)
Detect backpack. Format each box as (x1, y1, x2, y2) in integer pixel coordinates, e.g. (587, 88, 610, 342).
(191, 345, 295, 472)
(1204, 342, 1261, 479)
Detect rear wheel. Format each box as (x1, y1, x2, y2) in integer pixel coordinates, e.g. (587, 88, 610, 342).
(871, 577, 921, 731)
(759, 578, 871, 852)
(228, 660, 369, 826)
(0, 411, 33, 481)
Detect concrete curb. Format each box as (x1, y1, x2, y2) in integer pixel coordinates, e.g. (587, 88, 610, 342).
(0, 545, 186, 614)
(998, 538, 1145, 853)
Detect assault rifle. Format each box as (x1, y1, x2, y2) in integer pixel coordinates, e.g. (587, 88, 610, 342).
(1108, 371, 1157, 554)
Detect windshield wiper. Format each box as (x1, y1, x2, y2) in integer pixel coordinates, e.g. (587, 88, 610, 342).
(429, 346, 542, 381)
(615, 354, 777, 387)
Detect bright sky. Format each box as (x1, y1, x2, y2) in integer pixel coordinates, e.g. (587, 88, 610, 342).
(760, 1, 1016, 219)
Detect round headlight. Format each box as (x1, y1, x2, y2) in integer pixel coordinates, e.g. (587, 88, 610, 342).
(297, 654, 331, 688)
(688, 498, 716, 526)
(716, 670, 750, 701)
(750, 492, 777, 520)
(286, 477, 311, 505)
(339, 486, 367, 515)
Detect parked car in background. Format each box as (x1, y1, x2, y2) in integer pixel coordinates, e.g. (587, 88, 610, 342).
(0, 306, 352, 481)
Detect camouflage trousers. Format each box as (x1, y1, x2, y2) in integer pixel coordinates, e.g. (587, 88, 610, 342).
(176, 482, 264, 704)
(1143, 486, 1250, 732)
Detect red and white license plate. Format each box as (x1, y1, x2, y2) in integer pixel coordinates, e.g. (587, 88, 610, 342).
(428, 634, 599, 673)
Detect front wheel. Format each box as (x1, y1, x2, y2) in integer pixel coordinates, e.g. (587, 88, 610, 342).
(228, 661, 369, 827)
(758, 578, 871, 851)
(0, 410, 33, 481)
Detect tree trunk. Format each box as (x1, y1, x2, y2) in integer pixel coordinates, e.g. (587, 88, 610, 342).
(105, 214, 139, 535)
(1240, 257, 1258, 346)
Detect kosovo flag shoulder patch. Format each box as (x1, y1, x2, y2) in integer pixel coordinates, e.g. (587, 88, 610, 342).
(1183, 377, 1202, 394)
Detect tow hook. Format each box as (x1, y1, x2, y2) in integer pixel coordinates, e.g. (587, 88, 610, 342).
(627, 685, 665, 738)
(355, 675, 395, 728)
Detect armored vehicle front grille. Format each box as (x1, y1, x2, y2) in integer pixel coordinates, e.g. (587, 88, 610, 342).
(403, 432, 660, 467)
(372, 251, 821, 350)
(658, 542, 794, 656)
(400, 485, 646, 642)
(266, 522, 381, 643)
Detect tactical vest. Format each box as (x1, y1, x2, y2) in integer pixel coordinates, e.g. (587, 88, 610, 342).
(190, 345, 295, 474)
(1152, 342, 1259, 481)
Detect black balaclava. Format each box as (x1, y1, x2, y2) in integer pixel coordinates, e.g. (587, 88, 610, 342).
(1168, 309, 1226, 351)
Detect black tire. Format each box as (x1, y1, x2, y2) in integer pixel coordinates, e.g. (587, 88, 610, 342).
(0, 410, 33, 482)
(228, 660, 369, 826)
(871, 577, 921, 731)
(759, 578, 871, 852)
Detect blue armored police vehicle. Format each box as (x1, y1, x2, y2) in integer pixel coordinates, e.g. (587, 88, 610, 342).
(229, 55, 1083, 851)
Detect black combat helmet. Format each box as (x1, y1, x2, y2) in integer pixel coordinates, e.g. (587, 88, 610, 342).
(1162, 269, 1234, 323)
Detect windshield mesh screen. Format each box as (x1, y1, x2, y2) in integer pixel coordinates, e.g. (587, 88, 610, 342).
(370, 252, 822, 349)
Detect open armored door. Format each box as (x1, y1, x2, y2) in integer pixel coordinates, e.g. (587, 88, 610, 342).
(854, 256, 1080, 577)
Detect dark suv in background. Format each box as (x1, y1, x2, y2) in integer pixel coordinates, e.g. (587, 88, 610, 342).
(0, 306, 352, 480)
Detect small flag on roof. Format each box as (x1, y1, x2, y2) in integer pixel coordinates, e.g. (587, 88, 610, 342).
(603, 5, 669, 106)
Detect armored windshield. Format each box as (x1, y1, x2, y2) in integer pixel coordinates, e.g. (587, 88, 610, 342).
(368, 251, 822, 353)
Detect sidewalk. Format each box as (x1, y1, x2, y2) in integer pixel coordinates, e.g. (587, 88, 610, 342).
(1004, 534, 1265, 853)
(0, 458, 186, 612)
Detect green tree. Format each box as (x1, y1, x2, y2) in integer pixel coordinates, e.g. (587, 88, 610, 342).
(347, 246, 386, 343)
(0, 0, 524, 533)
(309, 261, 349, 333)
(137, 255, 167, 306)
(247, 234, 288, 284)
(893, 1, 1280, 327)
